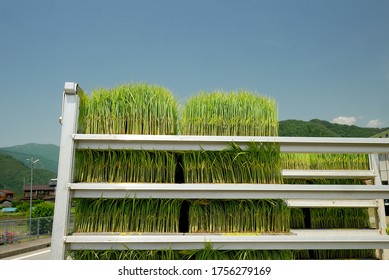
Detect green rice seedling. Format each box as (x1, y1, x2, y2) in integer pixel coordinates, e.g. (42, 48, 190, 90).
(180, 243, 294, 260)
(69, 248, 295, 260)
(282, 153, 369, 170)
(234, 249, 294, 260)
(73, 198, 182, 233)
(69, 249, 181, 260)
(293, 250, 310, 259)
(78, 83, 179, 135)
(311, 249, 375, 260)
(69, 248, 375, 260)
(187, 243, 230, 260)
(182, 142, 282, 184)
(181, 90, 289, 259)
(188, 199, 290, 234)
(75, 83, 181, 259)
(75, 149, 176, 183)
(310, 208, 370, 229)
(181, 90, 278, 136)
(290, 208, 305, 228)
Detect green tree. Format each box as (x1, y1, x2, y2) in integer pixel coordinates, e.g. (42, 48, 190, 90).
(29, 202, 54, 235)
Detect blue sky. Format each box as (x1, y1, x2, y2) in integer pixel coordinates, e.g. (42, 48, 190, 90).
(1, 0, 388, 147)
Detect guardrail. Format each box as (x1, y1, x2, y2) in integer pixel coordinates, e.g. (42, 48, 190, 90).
(0, 216, 74, 246)
(0, 217, 54, 245)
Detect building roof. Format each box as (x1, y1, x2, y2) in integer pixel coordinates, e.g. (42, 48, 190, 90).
(23, 185, 56, 191)
(0, 190, 14, 194)
(1, 207, 17, 213)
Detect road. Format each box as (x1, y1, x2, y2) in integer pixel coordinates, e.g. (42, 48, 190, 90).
(3, 247, 51, 260)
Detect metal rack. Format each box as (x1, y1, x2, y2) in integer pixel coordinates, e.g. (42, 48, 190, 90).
(51, 82, 389, 259)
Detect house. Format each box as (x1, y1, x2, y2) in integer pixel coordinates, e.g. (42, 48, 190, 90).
(0, 189, 14, 203)
(22, 179, 57, 201)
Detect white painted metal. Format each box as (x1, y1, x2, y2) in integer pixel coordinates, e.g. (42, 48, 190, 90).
(282, 169, 375, 179)
(65, 233, 389, 250)
(369, 155, 387, 232)
(379, 154, 389, 181)
(64, 82, 78, 95)
(69, 182, 389, 199)
(73, 134, 389, 153)
(51, 83, 79, 260)
(290, 229, 382, 236)
(371, 130, 389, 182)
(369, 154, 388, 259)
(286, 199, 379, 208)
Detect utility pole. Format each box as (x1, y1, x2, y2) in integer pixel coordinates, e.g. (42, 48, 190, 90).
(26, 158, 39, 236)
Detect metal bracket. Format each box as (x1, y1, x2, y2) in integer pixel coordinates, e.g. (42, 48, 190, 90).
(59, 82, 79, 126)
(64, 82, 78, 95)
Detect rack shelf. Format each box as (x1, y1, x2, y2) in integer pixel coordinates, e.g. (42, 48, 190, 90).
(51, 82, 389, 260)
(66, 231, 389, 251)
(73, 133, 389, 153)
(69, 183, 389, 200)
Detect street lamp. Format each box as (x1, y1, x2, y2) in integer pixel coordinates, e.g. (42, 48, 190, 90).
(26, 158, 39, 236)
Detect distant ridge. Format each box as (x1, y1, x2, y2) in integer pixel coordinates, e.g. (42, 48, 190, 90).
(0, 143, 59, 173)
(279, 119, 388, 137)
(0, 153, 56, 195)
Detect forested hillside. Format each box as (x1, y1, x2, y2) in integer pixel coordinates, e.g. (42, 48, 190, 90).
(279, 119, 387, 137)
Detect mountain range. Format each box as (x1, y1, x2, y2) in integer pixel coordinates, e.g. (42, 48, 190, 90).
(0, 144, 59, 195)
(279, 119, 388, 137)
(0, 119, 388, 195)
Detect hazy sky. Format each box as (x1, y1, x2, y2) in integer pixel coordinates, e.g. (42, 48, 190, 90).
(1, 0, 388, 147)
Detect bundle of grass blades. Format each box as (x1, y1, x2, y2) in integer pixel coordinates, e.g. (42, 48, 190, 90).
(70, 245, 294, 260)
(290, 208, 305, 228)
(282, 153, 369, 170)
(78, 83, 178, 135)
(75, 149, 176, 183)
(310, 208, 370, 229)
(189, 199, 290, 233)
(182, 142, 282, 184)
(74, 198, 182, 233)
(69, 249, 180, 260)
(182, 91, 288, 237)
(73, 82, 181, 263)
(181, 90, 278, 136)
(181, 91, 282, 185)
(182, 243, 294, 260)
(311, 249, 375, 260)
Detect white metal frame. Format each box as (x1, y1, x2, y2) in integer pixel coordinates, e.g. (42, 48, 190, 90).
(51, 82, 389, 260)
(74, 133, 389, 153)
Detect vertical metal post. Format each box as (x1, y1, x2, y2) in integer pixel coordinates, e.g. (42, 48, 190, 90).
(29, 162, 32, 236)
(4, 220, 8, 245)
(369, 154, 388, 259)
(37, 217, 40, 239)
(27, 158, 39, 237)
(51, 82, 79, 259)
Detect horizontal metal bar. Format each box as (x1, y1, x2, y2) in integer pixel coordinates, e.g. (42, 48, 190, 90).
(73, 134, 389, 154)
(282, 169, 375, 179)
(286, 199, 379, 208)
(69, 183, 389, 199)
(66, 233, 389, 250)
(290, 229, 382, 236)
